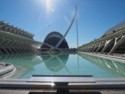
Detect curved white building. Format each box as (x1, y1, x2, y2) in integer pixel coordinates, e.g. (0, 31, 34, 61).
(0, 21, 41, 54)
(41, 31, 69, 51)
(80, 21, 125, 54)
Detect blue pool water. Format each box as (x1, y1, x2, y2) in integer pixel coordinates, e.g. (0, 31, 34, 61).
(0, 53, 125, 79)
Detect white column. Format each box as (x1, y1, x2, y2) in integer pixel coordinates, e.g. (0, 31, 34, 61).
(109, 36, 125, 54)
(92, 44, 98, 52)
(101, 39, 112, 53)
(89, 44, 95, 52)
(96, 42, 102, 52)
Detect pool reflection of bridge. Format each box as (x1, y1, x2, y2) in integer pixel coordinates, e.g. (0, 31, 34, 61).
(41, 53, 69, 72)
(79, 53, 125, 77)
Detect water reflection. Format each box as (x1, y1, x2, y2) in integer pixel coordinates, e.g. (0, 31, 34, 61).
(1, 53, 124, 78)
(0, 54, 42, 78)
(79, 53, 125, 77)
(41, 53, 69, 72)
(0, 53, 70, 78)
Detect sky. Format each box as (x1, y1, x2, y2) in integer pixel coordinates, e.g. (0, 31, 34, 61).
(0, 0, 125, 48)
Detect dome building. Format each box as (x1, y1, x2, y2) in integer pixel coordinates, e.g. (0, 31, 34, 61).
(40, 7, 77, 52)
(41, 32, 69, 51)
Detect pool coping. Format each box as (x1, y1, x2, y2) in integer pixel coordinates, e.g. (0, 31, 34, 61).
(77, 52, 125, 63)
(0, 77, 125, 90)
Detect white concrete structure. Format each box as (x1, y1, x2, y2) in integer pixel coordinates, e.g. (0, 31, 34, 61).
(80, 21, 125, 54)
(0, 21, 41, 54)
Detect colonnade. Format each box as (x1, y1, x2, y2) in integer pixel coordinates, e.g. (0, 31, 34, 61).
(0, 21, 41, 54)
(0, 21, 34, 39)
(80, 28, 125, 54)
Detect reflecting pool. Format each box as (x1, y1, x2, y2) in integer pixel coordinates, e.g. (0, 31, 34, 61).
(0, 53, 125, 79)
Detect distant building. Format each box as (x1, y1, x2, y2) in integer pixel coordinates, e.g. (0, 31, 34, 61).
(40, 7, 77, 53)
(0, 21, 41, 54)
(41, 32, 69, 51)
(80, 21, 125, 54)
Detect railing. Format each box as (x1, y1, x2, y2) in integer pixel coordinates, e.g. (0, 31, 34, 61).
(0, 75, 125, 93)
